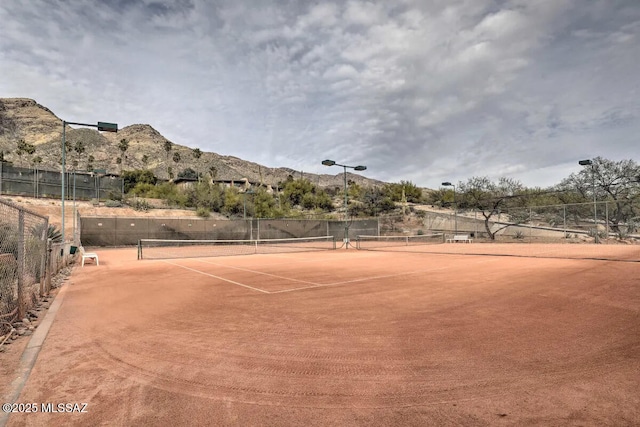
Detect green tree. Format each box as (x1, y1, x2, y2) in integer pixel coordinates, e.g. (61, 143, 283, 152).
(222, 187, 243, 217)
(15, 139, 36, 167)
(283, 178, 315, 207)
(252, 188, 278, 218)
(122, 169, 157, 193)
(185, 181, 224, 212)
(177, 168, 198, 180)
(384, 181, 423, 203)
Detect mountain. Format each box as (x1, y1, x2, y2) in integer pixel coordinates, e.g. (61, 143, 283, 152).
(0, 98, 385, 189)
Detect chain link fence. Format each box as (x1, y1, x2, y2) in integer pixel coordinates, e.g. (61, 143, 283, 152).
(419, 200, 639, 243)
(0, 162, 123, 200)
(79, 216, 379, 246)
(0, 198, 49, 333)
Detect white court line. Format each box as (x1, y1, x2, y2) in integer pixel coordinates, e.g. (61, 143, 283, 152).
(165, 252, 504, 296)
(162, 260, 269, 294)
(269, 256, 504, 294)
(192, 258, 323, 286)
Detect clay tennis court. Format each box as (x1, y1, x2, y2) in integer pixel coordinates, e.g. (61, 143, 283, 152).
(4, 244, 640, 426)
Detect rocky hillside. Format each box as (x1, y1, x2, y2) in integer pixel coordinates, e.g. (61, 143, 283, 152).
(0, 98, 385, 189)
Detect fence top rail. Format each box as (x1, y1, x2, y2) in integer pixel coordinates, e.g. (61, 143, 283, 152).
(0, 197, 49, 220)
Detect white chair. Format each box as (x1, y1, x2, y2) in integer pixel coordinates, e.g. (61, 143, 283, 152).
(80, 246, 99, 267)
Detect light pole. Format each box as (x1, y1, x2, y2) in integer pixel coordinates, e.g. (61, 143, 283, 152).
(243, 189, 255, 219)
(62, 121, 117, 245)
(322, 159, 367, 248)
(442, 182, 457, 234)
(578, 159, 598, 243)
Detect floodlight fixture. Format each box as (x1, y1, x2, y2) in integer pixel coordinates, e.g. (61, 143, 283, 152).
(320, 159, 368, 247)
(441, 182, 457, 233)
(578, 158, 598, 243)
(61, 120, 117, 246)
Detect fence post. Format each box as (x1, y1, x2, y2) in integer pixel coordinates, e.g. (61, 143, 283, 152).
(46, 239, 52, 294)
(605, 201, 609, 240)
(39, 219, 48, 297)
(529, 208, 532, 242)
(17, 210, 25, 320)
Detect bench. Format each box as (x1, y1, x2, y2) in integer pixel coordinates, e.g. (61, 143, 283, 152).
(446, 234, 473, 243)
(80, 246, 99, 267)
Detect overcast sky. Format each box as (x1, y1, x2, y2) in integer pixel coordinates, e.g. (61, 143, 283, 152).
(1, 0, 639, 188)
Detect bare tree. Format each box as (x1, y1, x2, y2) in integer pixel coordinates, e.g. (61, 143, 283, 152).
(458, 177, 528, 240)
(558, 157, 640, 238)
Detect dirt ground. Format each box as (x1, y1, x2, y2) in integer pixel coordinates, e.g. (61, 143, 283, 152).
(1, 248, 639, 426)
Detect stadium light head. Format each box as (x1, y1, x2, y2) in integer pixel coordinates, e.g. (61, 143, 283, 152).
(442, 181, 452, 186)
(578, 159, 593, 166)
(97, 122, 118, 132)
(354, 165, 367, 171)
(322, 159, 336, 166)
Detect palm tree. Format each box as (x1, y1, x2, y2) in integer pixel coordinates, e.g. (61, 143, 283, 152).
(172, 151, 181, 171)
(118, 138, 129, 174)
(192, 148, 202, 181)
(87, 155, 95, 172)
(163, 140, 172, 178)
(74, 141, 85, 172)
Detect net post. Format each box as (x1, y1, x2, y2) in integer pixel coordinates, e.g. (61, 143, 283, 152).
(137, 240, 141, 260)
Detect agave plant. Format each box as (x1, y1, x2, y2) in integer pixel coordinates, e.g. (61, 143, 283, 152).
(31, 224, 62, 243)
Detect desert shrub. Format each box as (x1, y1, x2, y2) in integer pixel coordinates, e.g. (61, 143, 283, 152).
(131, 199, 151, 212)
(196, 207, 210, 218)
(104, 199, 122, 207)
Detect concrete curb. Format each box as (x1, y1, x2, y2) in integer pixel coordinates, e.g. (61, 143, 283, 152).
(0, 281, 70, 427)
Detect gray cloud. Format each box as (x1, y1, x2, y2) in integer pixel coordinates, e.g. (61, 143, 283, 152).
(1, 0, 638, 188)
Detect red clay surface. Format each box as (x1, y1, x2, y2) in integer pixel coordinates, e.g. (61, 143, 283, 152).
(4, 247, 640, 426)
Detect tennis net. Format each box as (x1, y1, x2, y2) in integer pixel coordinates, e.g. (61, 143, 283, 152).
(355, 234, 640, 262)
(356, 233, 445, 249)
(138, 236, 337, 260)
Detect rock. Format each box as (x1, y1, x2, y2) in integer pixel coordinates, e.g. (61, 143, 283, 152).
(24, 330, 32, 336)
(21, 318, 30, 324)
(16, 329, 25, 336)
